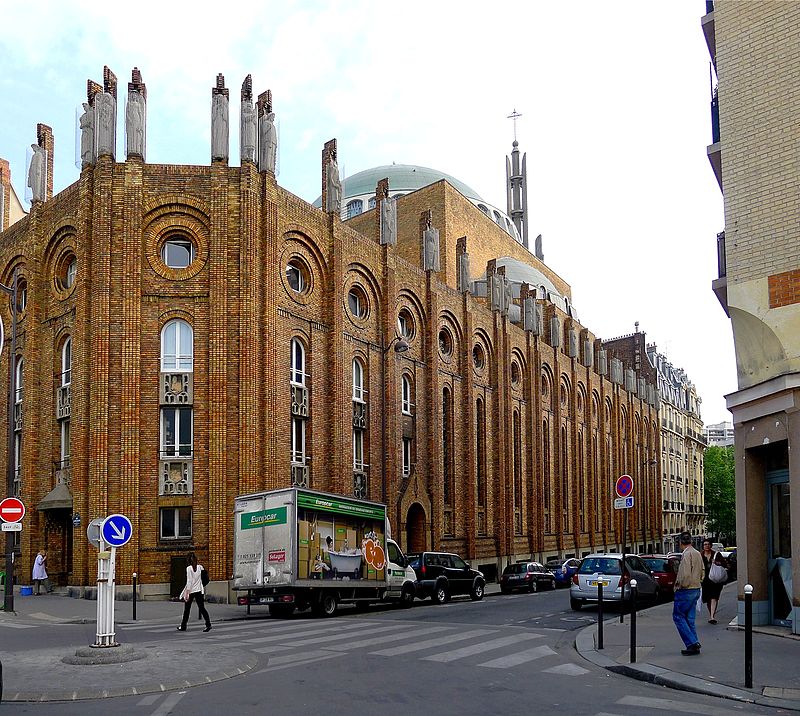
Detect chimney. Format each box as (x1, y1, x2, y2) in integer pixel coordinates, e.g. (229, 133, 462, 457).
(0, 158, 10, 231)
(37, 123, 54, 201)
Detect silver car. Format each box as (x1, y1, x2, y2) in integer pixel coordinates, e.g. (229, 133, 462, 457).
(569, 554, 659, 611)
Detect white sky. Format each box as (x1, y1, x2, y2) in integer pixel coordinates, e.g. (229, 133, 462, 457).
(0, 0, 732, 423)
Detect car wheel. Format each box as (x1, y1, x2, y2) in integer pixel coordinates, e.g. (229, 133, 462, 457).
(529, 580, 538, 593)
(570, 597, 582, 612)
(399, 584, 415, 608)
(470, 580, 484, 601)
(432, 582, 449, 605)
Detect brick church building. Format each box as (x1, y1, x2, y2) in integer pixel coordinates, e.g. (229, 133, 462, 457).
(0, 68, 661, 596)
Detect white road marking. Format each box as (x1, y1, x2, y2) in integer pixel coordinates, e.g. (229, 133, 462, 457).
(422, 632, 543, 663)
(261, 649, 333, 665)
(241, 622, 365, 645)
(327, 626, 453, 651)
(541, 662, 589, 676)
(255, 652, 339, 674)
(0, 622, 37, 629)
(137, 694, 160, 706)
(478, 644, 556, 668)
(150, 691, 186, 716)
(286, 623, 410, 647)
(617, 695, 733, 715)
(371, 629, 495, 657)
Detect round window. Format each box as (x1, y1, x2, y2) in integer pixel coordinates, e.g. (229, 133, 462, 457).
(286, 259, 309, 294)
(438, 328, 452, 357)
(397, 309, 415, 340)
(577, 393, 584, 413)
(161, 236, 195, 269)
(472, 345, 485, 371)
(16, 278, 28, 313)
(541, 374, 549, 399)
(560, 385, 568, 406)
(348, 286, 367, 319)
(511, 362, 521, 386)
(55, 253, 77, 292)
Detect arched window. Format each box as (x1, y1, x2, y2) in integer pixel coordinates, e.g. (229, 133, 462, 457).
(401, 375, 413, 415)
(61, 337, 72, 386)
(368, 197, 377, 210)
(161, 320, 194, 371)
(352, 358, 365, 402)
(291, 338, 305, 386)
(346, 199, 364, 219)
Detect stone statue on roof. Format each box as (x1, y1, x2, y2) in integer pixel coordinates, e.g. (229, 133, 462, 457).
(422, 219, 440, 272)
(95, 91, 117, 158)
(259, 112, 277, 174)
(380, 193, 397, 246)
(27, 144, 46, 202)
(126, 89, 146, 159)
(241, 98, 256, 164)
(326, 149, 342, 214)
(211, 91, 229, 162)
(79, 102, 95, 168)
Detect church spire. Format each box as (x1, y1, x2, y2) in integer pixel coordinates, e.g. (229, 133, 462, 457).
(505, 109, 529, 250)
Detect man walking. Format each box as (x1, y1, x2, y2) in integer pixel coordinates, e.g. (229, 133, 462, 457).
(673, 531, 704, 655)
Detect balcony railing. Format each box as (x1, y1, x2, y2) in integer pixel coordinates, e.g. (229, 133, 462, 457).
(57, 384, 71, 419)
(711, 87, 720, 144)
(716, 231, 726, 278)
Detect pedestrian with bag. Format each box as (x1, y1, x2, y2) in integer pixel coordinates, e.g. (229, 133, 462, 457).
(31, 549, 53, 595)
(673, 531, 704, 656)
(177, 552, 211, 632)
(701, 538, 728, 624)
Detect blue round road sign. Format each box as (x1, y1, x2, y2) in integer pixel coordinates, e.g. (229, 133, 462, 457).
(615, 474, 634, 499)
(101, 513, 133, 548)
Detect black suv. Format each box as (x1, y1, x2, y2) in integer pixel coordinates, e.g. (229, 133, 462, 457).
(500, 562, 556, 594)
(408, 551, 485, 604)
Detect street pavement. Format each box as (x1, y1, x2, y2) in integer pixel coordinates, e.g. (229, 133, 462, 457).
(0, 580, 798, 713)
(576, 581, 800, 711)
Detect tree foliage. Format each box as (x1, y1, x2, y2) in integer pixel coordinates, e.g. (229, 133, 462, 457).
(703, 445, 736, 543)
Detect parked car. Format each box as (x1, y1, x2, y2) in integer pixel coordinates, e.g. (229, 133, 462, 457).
(500, 562, 556, 594)
(545, 557, 582, 588)
(407, 551, 485, 604)
(639, 554, 681, 600)
(569, 554, 659, 611)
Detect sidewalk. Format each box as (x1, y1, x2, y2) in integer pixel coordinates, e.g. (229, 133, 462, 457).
(575, 582, 800, 711)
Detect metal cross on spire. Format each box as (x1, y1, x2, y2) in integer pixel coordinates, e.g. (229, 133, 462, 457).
(507, 109, 522, 142)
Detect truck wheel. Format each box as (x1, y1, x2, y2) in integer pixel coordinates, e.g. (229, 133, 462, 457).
(269, 604, 295, 618)
(470, 580, 484, 601)
(432, 582, 449, 605)
(313, 593, 337, 617)
(399, 585, 415, 608)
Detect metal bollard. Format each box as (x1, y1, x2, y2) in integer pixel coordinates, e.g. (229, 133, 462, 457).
(744, 583, 753, 688)
(629, 579, 638, 663)
(595, 573, 604, 650)
(132, 572, 137, 621)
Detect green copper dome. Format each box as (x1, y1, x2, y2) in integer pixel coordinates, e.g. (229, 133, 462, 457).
(313, 164, 483, 207)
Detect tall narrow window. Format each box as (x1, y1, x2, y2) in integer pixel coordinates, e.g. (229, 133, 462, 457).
(561, 426, 569, 533)
(353, 428, 365, 471)
(578, 432, 585, 533)
(401, 375, 413, 415)
(60, 420, 71, 465)
(513, 410, 522, 512)
(160, 407, 193, 457)
(292, 417, 306, 464)
(476, 398, 486, 507)
(291, 338, 305, 386)
(61, 338, 72, 386)
(12, 433, 21, 497)
(442, 387, 453, 505)
(542, 420, 551, 532)
(402, 437, 412, 476)
(352, 358, 365, 402)
(161, 319, 194, 371)
(14, 357, 23, 405)
(593, 435, 601, 531)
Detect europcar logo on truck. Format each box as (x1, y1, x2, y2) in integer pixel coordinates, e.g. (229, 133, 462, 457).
(241, 506, 288, 530)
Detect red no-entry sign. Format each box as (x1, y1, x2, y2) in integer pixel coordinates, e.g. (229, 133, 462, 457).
(0, 497, 25, 523)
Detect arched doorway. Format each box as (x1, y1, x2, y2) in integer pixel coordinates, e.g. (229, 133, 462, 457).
(406, 503, 427, 553)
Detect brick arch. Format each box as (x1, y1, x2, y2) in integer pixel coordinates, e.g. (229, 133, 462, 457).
(282, 229, 330, 302)
(143, 202, 210, 282)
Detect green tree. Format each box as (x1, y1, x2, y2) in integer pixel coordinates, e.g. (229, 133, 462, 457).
(703, 445, 736, 543)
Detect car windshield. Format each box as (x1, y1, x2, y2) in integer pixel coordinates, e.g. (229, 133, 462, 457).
(641, 558, 669, 572)
(578, 558, 622, 575)
(503, 564, 524, 575)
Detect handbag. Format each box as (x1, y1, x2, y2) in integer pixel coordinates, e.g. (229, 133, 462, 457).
(709, 557, 728, 584)
(201, 567, 210, 587)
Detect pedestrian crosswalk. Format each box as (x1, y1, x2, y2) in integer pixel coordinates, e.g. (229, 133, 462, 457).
(120, 616, 587, 675)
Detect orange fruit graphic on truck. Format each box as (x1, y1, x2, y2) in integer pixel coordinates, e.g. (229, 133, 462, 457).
(362, 534, 386, 570)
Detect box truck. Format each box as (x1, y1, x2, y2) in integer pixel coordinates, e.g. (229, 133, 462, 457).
(233, 487, 417, 617)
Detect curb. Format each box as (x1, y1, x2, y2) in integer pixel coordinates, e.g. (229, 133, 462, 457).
(2, 656, 259, 702)
(574, 622, 800, 712)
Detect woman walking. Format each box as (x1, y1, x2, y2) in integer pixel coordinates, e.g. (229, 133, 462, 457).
(701, 539, 727, 624)
(32, 549, 53, 595)
(177, 552, 211, 632)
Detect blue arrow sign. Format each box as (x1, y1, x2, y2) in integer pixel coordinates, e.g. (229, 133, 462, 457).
(101, 513, 133, 548)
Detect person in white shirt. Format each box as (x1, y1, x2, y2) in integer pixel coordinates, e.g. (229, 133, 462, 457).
(177, 552, 211, 632)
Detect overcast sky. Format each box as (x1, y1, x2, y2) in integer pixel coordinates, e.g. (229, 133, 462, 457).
(0, 0, 732, 423)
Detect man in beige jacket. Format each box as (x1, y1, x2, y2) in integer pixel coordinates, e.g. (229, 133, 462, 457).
(673, 531, 704, 655)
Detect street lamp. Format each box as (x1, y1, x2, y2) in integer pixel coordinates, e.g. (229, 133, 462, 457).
(1, 268, 18, 614)
(381, 335, 409, 506)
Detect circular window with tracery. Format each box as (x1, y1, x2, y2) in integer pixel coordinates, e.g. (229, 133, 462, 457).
(510, 361, 521, 387)
(54, 252, 77, 295)
(438, 328, 453, 358)
(348, 286, 368, 320)
(161, 234, 196, 270)
(285, 258, 310, 294)
(541, 374, 549, 400)
(472, 345, 485, 372)
(397, 309, 415, 341)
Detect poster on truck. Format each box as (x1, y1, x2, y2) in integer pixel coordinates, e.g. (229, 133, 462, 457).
(236, 492, 294, 586)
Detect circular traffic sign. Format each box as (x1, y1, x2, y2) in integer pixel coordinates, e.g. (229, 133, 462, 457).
(0, 497, 25, 523)
(101, 513, 133, 548)
(615, 474, 634, 499)
(87, 517, 105, 549)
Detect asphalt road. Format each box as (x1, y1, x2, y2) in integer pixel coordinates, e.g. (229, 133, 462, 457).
(2, 587, 778, 716)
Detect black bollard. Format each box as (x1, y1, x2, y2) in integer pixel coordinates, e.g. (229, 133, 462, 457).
(744, 584, 753, 688)
(132, 572, 137, 621)
(597, 576, 604, 650)
(629, 580, 638, 663)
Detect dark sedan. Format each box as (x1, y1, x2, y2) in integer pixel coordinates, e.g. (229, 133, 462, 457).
(500, 562, 556, 594)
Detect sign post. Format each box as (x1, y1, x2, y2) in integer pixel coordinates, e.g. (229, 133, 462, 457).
(91, 514, 133, 647)
(614, 475, 634, 624)
(0, 496, 24, 613)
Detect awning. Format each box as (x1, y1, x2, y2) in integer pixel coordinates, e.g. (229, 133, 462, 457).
(37, 482, 73, 511)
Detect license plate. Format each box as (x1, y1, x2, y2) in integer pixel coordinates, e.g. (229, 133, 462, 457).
(258, 597, 275, 604)
(588, 580, 609, 587)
